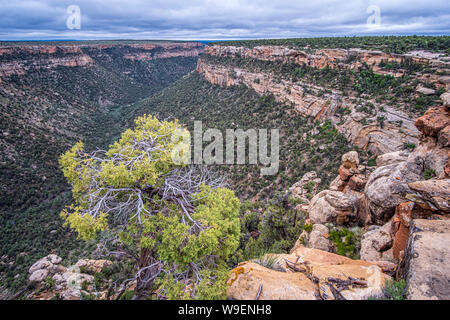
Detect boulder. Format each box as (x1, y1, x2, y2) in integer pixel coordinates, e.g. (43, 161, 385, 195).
(360, 220, 394, 262)
(29, 269, 49, 283)
(412, 138, 449, 179)
(402, 219, 450, 300)
(289, 246, 396, 273)
(338, 166, 353, 181)
(28, 254, 64, 284)
(312, 263, 391, 300)
(308, 224, 333, 252)
(308, 190, 358, 224)
(416, 86, 436, 95)
(329, 175, 346, 191)
(28, 254, 111, 300)
(376, 151, 410, 167)
(406, 179, 450, 213)
(227, 262, 317, 300)
(414, 106, 450, 138)
(341, 151, 359, 169)
(74, 259, 112, 274)
(440, 91, 450, 107)
(347, 174, 367, 192)
(364, 158, 423, 224)
(228, 248, 393, 300)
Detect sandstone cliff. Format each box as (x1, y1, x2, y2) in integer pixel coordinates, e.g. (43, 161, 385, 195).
(0, 42, 204, 77)
(196, 44, 449, 155)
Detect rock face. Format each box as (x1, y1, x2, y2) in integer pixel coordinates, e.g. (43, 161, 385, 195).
(376, 151, 410, 167)
(414, 106, 450, 146)
(0, 42, 204, 77)
(401, 219, 450, 300)
(197, 60, 420, 156)
(308, 190, 358, 224)
(29, 254, 64, 283)
(228, 247, 393, 300)
(308, 151, 369, 226)
(364, 160, 423, 224)
(407, 179, 450, 213)
(203, 45, 447, 76)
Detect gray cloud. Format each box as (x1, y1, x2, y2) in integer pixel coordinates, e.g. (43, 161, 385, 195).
(0, 0, 448, 40)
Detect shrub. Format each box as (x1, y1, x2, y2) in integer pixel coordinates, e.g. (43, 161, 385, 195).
(59, 115, 241, 300)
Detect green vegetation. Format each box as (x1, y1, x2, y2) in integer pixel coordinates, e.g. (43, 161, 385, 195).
(423, 168, 436, 180)
(252, 254, 278, 270)
(328, 227, 362, 259)
(215, 36, 450, 54)
(59, 115, 241, 300)
(229, 193, 306, 265)
(369, 279, 408, 300)
(126, 73, 351, 200)
(382, 279, 408, 300)
(0, 48, 198, 292)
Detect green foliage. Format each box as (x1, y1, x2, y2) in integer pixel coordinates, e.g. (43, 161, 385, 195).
(382, 279, 408, 300)
(302, 223, 313, 233)
(59, 115, 241, 300)
(120, 290, 135, 300)
(0, 48, 198, 292)
(45, 276, 55, 289)
(367, 157, 377, 167)
(214, 36, 450, 54)
(403, 142, 416, 151)
(369, 279, 408, 300)
(127, 73, 351, 200)
(423, 168, 436, 180)
(230, 193, 305, 265)
(328, 227, 361, 259)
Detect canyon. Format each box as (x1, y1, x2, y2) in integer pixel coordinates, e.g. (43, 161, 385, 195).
(1, 38, 449, 300)
(197, 44, 449, 155)
(0, 42, 203, 77)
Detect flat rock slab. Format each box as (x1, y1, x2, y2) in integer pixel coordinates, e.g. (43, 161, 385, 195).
(403, 219, 450, 300)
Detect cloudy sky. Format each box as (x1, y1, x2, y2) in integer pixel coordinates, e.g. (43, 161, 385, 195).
(0, 0, 449, 40)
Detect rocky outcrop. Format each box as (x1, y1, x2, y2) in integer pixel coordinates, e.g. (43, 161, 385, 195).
(375, 150, 410, 167)
(204, 45, 448, 78)
(406, 180, 450, 213)
(401, 219, 450, 300)
(308, 190, 358, 225)
(28, 254, 64, 283)
(28, 254, 112, 300)
(227, 262, 317, 300)
(310, 151, 368, 226)
(414, 106, 450, 146)
(306, 224, 333, 252)
(364, 159, 423, 224)
(196, 59, 420, 156)
(228, 247, 393, 300)
(360, 221, 395, 263)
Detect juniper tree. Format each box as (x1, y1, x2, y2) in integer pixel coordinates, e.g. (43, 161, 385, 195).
(59, 115, 240, 299)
